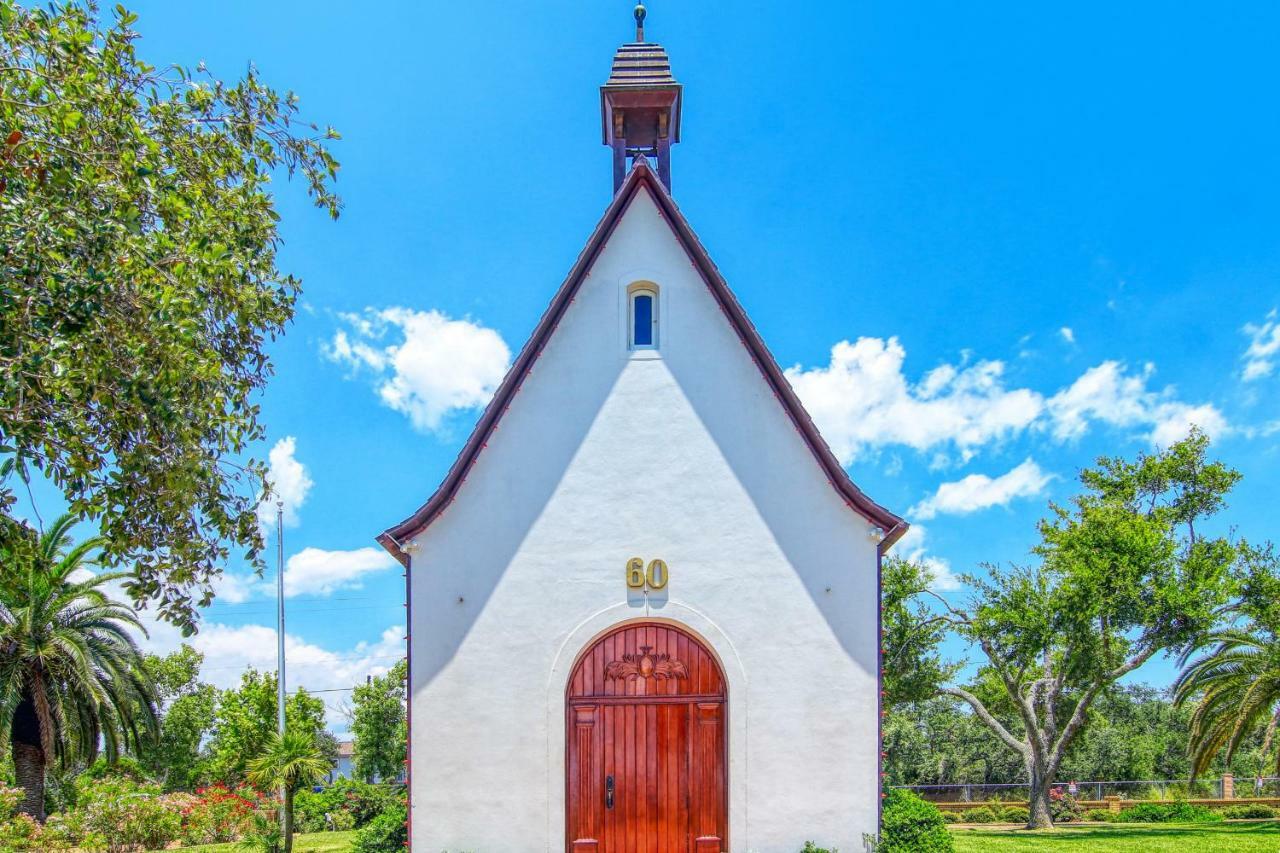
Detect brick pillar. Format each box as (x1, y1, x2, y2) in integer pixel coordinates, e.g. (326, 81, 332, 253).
(1106, 795, 1122, 813)
(1223, 774, 1235, 800)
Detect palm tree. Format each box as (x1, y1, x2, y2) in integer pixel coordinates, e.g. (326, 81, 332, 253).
(0, 513, 159, 819)
(1174, 626, 1280, 792)
(247, 729, 331, 853)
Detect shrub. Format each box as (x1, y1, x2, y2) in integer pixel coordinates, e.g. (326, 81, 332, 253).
(0, 784, 22, 821)
(800, 843, 836, 853)
(0, 813, 44, 851)
(1221, 804, 1278, 819)
(296, 778, 398, 830)
(1083, 808, 1118, 822)
(879, 789, 954, 853)
(1117, 802, 1224, 823)
(74, 775, 183, 852)
(351, 802, 408, 853)
(940, 810, 961, 824)
(960, 806, 998, 824)
(1049, 788, 1083, 823)
(178, 783, 264, 844)
(999, 806, 1030, 824)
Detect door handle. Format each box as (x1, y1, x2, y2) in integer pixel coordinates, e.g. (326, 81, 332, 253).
(606, 775, 614, 809)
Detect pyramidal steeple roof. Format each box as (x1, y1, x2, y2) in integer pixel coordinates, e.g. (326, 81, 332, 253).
(377, 160, 906, 565)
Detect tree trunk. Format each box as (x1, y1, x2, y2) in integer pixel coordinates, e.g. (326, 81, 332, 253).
(283, 787, 294, 853)
(1027, 763, 1054, 829)
(12, 740, 45, 822)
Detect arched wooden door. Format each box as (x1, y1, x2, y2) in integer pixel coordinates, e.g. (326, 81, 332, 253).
(566, 623, 727, 853)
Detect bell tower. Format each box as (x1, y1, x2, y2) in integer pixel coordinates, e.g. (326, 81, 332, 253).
(601, 3, 682, 193)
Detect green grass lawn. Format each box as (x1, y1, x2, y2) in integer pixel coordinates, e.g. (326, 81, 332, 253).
(170, 830, 355, 852)
(952, 822, 1280, 852)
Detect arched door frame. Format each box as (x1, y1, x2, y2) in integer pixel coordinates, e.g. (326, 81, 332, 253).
(544, 604, 749, 852)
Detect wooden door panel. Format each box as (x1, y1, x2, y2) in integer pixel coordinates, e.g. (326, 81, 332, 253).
(568, 624, 726, 853)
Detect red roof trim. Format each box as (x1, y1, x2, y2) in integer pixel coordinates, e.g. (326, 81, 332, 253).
(377, 161, 906, 567)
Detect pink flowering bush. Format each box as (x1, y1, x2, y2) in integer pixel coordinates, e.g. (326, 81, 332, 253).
(0, 783, 22, 820)
(75, 775, 182, 852)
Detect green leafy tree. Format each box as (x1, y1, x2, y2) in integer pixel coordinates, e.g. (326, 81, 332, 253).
(206, 669, 326, 785)
(0, 1, 340, 633)
(1174, 544, 1280, 793)
(881, 557, 955, 706)
(246, 729, 329, 853)
(0, 512, 158, 819)
(350, 660, 406, 783)
(137, 644, 216, 790)
(934, 432, 1241, 827)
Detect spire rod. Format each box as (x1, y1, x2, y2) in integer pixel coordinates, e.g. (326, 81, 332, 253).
(634, 3, 646, 42)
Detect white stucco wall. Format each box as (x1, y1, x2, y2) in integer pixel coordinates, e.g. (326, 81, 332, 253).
(406, 188, 883, 852)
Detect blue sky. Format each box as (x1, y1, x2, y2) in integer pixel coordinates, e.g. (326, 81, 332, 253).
(20, 1, 1280, 729)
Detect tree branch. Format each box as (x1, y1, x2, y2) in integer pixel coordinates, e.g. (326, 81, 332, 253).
(942, 686, 1028, 757)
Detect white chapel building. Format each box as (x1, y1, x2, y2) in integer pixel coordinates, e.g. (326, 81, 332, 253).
(377, 7, 907, 851)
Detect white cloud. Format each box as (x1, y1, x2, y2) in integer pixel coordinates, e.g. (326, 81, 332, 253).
(1059, 327, 1075, 344)
(327, 307, 511, 433)
(170, 622, 405, 729)
(283, 547, 397, 598)
(1242, 310, 1280, 382)
(789, 339, 1226, 465)
(892, 525, 962, 592)
(785, 337, 1044, 465)
(256, 437, 313, 530)
(1046, 361, 1228, 447)
(75, 570, 403, 730)
(210, 572, 259, 605)
(910, 458, 1053, 520)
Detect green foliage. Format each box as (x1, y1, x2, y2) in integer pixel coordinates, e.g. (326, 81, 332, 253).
(1219, 804, 1277, 819)
(207, 669, 326, 785)
(800, 842, 837, 853)
(1084, 808, 1119, 822)
(75, 774, 183, 851)
(999, 806, 1030, 823)
(938, 433, 1243, 825)
(350, 802, 407, 853)
(247, 730, 331, 853)
(881, 558, 956, 705)
(960, 806, 999, 823)
(294, 778, 398, 830)
(940, 810, 961, 824)
(0, 513, 158, 818)
(1174, 543, 1280, 781)
(1116, 802, 1224, 823)
(879, 789, 954, 853)
(351, 660, 407, 783)
(0, 0, 340, 634)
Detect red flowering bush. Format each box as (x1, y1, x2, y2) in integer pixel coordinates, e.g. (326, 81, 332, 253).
(180, 783, 269, 844)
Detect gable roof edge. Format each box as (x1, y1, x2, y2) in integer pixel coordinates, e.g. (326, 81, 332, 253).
(378, 161, 906, 567)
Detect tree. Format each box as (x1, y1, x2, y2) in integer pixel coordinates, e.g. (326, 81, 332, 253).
(1174, 544, 1280, 793)
(246, 729, 329, 853)
(206, 669, 326, 785)
(881, 557, 955, 706)
(0, 512, 158, 819)
(350, 660, 406, 783)
(137, 645, 216, 790)
(934, 432, 1241, 827)
(0, 1, 340, 633)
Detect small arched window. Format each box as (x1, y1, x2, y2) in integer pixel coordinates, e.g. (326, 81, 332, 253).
(629, 283, 658, 350)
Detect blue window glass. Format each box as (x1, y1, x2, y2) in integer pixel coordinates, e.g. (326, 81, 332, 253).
(633, 293, 654, 346)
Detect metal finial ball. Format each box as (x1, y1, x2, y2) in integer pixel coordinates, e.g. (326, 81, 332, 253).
(634, 3, 647, 25)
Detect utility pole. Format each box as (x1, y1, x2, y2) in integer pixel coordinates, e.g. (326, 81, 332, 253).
(276, 501, 287, 841)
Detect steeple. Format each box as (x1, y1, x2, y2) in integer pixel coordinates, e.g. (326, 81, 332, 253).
(601, 2, 682, 193)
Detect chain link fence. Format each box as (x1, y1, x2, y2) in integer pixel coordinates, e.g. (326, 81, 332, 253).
(894, 777, 1280, 803)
